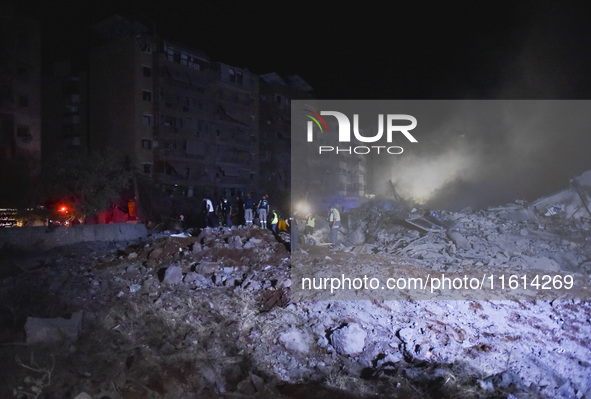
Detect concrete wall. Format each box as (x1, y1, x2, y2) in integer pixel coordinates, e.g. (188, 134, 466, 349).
(0, 223, 148, 251)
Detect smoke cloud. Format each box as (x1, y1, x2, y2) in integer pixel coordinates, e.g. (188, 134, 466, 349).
(380, 101, 591, 211)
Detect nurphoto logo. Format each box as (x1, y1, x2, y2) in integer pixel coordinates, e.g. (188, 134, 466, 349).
(304, 109, 418, 155)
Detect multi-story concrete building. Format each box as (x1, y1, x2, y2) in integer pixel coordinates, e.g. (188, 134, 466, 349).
(0, 6, 42, 210)
(0, 7, 42, 161)
(88, 15, 259, 204)
(42, 60, 88, 157)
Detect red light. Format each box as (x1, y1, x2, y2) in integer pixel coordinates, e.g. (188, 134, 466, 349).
(58, 205, 68, 213)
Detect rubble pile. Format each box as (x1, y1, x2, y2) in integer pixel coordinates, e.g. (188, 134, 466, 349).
(0, 227, 295, 398)
(300, 181, 591, 281)
(341, 200, 591, 276)
(0, 175, 590, 398)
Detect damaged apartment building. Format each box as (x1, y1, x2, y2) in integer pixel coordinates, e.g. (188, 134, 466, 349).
(0, 8, 42, 167)
(88, 15, 259, 200)
(40, 14, 314, 208)
(0, 7, 42, 221)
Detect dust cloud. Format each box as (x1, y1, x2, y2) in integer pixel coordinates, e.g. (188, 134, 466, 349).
(374, 101, 591, 211)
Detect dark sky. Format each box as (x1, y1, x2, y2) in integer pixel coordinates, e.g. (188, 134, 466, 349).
(14, 0, 591, 99)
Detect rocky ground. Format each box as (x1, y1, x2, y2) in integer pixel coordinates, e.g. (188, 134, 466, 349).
(1, 191, 591, 398)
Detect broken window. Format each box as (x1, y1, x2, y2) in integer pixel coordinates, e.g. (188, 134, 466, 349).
(162, 115, 176, 127)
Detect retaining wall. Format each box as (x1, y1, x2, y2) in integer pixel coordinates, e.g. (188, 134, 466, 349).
(0, 223, 148, 251)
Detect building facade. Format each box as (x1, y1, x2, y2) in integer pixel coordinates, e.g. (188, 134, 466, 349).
(88, 16, 260, 203)
(0, 7, 42, 161)
(0, 6, 42, 209)
(42, 60, 88, 157)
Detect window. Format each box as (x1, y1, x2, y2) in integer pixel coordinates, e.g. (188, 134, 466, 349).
(142, 66, 152, 77)
(63, 126, 73, 137)
(165, 48, 182, 63)
(162, 115, 176, 127)
(142, 91, 152, 102)
(141, 139, 152, 149)
(143, 163, 152, 174)
(142, 114, 152, 126)
(187, 56, 203, 71)
(18, 96, 28, 107)
(228, 68, 243, 84)
(166, 163, 175, 175)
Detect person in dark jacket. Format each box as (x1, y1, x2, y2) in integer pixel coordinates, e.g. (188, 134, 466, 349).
(217, 197, 232, 227)
(243, 193, 255, 226)
(234, 195, 244, 226)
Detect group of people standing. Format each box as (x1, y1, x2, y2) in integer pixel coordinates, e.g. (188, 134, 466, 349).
(201, 195, 341, 248)
(202, 193, 277, 230)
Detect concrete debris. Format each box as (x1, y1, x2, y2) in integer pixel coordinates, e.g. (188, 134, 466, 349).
(162, 265, 183, 286)
(25, 311, 83, 344)
(330, 323, 367, 356)
(531, 169, 591, 219)
(279, 329, 311, 355)
(227, 235, 243, 249)
(404, 215, 444, 232)
(342, 185, 591, 275)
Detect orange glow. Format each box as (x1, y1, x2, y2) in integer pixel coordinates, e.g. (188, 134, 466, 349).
(58, 205, 68, 213)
